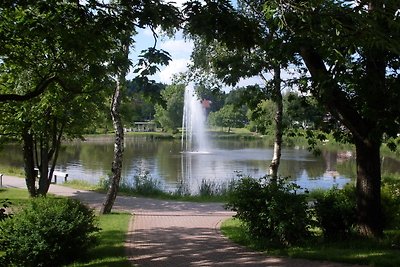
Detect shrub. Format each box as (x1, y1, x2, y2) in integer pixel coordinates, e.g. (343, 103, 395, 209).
(313, 185, 357, 240)
(0, 199, 12, 222)
(0, 197, 99, 267)
(381, 179, 400, 229)
(226, 176, 312, 246)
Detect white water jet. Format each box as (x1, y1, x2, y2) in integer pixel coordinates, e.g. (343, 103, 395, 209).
(181, 83, 211, 153)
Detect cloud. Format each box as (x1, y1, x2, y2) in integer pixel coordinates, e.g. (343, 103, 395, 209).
(160, 39, 194, 58)
(158, 58, 190, 83)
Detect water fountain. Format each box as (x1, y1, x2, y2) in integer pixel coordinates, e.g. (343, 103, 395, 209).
(181, 83, 211, 153)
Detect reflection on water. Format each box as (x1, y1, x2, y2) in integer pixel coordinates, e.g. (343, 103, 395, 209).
(1, 137, 399, 193)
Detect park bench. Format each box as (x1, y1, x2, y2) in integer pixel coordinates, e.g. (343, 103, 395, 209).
(34, 168, 68, 184)
(52, 171, 68, 184)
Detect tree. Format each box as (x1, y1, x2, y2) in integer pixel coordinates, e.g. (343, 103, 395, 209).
(208, 104, 247, 132)
(154, 84, 185, 132)
(246, 99, 276, 134)
(284, 93, 325, 130)
(101, 29, 130, 215)
(259, 0, 400, 237)
(100, 0, 181, 214)
(122, 80, 166, 125)
(0, 0, 114, 102)
(184, 0, 400, 236)
(0, 82, 109, 196)
(0, 1, 115, 196)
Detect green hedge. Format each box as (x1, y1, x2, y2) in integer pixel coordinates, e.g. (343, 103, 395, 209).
(0, 197, 99, 267)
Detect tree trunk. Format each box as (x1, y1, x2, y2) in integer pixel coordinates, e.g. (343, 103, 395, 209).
(101, 78, 125, 214)
(355, 138, 383, 237)
(299, 44, 385, 237)
(45, 121, 64, 194)
(22, 126, 37, 197)
(269, 66, 283, 179)
(38, 137, 50, 196)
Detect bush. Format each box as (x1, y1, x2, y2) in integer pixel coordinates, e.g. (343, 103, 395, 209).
(226, 176, 312, 246)
(0, 197, 99, 267)
(381, 179, 400, 229)
(0, 199, 12, 222)
(313, 185, 357, 240)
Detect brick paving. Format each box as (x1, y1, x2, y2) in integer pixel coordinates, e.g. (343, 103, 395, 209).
(1, 175, 362, 267)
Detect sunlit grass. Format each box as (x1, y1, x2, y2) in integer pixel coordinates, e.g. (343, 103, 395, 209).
(0, 165, 24, 177)
(64, 179, 103, 191)
(69, 212, 132, 267)
(0, 187, 30, 208)
(221, 218, 400, 267)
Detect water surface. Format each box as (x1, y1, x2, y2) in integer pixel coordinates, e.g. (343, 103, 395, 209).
(1, 136, 399, 193)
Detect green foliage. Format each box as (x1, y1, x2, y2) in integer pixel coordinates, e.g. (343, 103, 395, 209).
(0, 197, 99, 267)
(198, 179, 236, 197)
(70, 213, 131, 267)
(222, 217, 400, 267)
(246, 99, 276, 134)
(208, 104, 247, 131)
(154, 84, 185, 132)
(0, 199, 12, 222)
(381, 179, 400, 229)
(198, 179, 220, 197)
(226, 176, 312, 246)
(101, 171, 164, 197)
(313, 185, 357, 240)
(284, 92, 325, 130)
(130, 172, 164, 196)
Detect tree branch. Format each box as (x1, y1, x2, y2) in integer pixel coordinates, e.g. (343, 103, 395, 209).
(0, 75, 57, 102)
(299, 44, 369, 140)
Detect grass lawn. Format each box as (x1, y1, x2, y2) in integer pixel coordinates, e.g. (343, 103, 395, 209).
(0, 187, 30, 208)
(221, 218, 400, 267)
(0, 188, 132, 267)
(69, 213, 132, 267)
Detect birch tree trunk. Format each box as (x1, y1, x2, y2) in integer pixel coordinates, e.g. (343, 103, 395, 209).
(101, 39, 129, 214)
(101, 78, 124, 214)
(269, 65, 283, 179)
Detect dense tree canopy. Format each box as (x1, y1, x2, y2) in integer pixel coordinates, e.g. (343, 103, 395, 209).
(154, 83, 185, 132)
(263, 0, 400, 237)
(208, 104, 247, 132)
(0, 0, 115, 102)
(0, 0, 181, 199)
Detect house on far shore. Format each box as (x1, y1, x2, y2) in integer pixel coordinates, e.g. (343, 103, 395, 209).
(133, 121, 156, 132)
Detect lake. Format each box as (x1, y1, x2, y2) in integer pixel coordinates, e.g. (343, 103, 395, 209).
(1, 136, 399, 194)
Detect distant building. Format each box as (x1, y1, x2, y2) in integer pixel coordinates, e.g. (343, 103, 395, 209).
(134, 121, 156, 132)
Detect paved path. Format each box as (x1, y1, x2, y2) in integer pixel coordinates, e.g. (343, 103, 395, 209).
(1, 175, 361, 267)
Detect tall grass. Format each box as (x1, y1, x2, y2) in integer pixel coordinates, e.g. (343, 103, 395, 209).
(97, 172, 237, 202)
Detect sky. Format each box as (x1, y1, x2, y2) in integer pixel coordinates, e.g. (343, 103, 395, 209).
(128, 28, 193, 84)
(127, 0, 192, 84)
(127, 0, 263, 90)
(128, 27, 264, 90)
